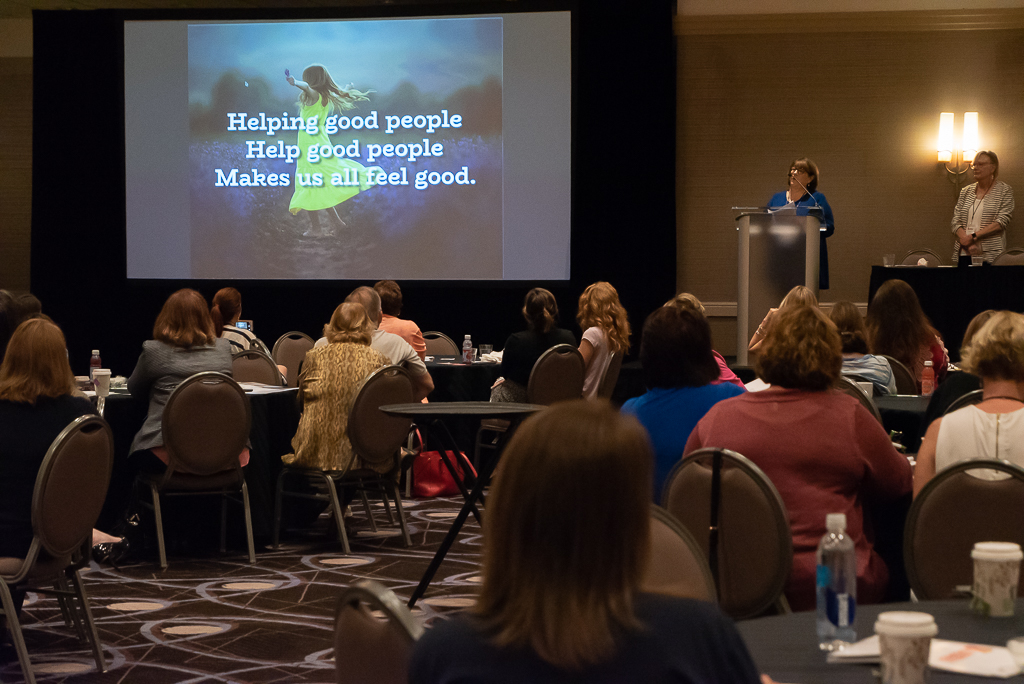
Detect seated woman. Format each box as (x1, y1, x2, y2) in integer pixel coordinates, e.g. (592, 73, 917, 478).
(374, 280, 426, 361)
(211, 287, 258, 352)
(748, 285, 817, 355)
(282, 302, 387, 472)
(0, 319, 104, 563)
(491, 288, 575, 403)
(128, 289, 235, 467)
(866, 279, 948, 389)
(665, 293, 744, 388)
(621, 306, 744, 498)
(685, 306, 912, 611)
(410, 400, 761, 684)
(914, 311, 1024, 496)
(828, 300, 896, 396)
(922, 309, 996, 427)
(576, 281, 631, 399)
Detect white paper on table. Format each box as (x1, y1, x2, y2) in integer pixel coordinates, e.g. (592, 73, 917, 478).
(744, 378, 771, 392)
(237, 383, 298, 395)
(828, 635, 1022, 677)
(480, 351, 502, 363)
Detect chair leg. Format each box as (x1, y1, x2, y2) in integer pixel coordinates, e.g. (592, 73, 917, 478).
(54, 575, 85, 640)
(380, 487, 395, 524)
(273, 468, 287, 549)
(149, 483, 168, 570)
(53, 578, 75, 631)
(360, 488, 378, 532)
(220, 497, 229, 554)
(68, 569, 107, 673)
(322, 475, 350, 554)
(389, 481, 413, 548)
(0, 580, 37, 684)
(240, 481, 256, 564)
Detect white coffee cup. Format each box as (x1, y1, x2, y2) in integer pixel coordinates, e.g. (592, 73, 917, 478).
(971, 541, 1023, 617)
(875, 611, 937, 684)
(92, 368, 111, 398)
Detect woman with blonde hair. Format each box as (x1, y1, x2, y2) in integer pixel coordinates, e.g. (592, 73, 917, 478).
(686, 306, 912, 610)
(748, 285, 818, 354)
(283, 302, 387, 472)
(914, 311, 1024, 496)
(411, 400, 761, 683)
(577, 282, 630, 398)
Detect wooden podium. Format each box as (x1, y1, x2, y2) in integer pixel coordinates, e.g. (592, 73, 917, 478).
(734, 208, 823, 366)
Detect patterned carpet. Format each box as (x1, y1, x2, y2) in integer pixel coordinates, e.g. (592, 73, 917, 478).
(2, 495, 480, 683)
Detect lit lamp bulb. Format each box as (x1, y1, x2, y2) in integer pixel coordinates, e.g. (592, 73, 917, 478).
(962, 112, 979, 161)
(937, 112, 954, 163)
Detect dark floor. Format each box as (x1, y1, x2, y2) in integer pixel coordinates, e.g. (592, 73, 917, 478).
(2, 495, 479, 683)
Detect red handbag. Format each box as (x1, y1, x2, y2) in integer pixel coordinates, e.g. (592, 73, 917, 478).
(412, 449, 477, 497)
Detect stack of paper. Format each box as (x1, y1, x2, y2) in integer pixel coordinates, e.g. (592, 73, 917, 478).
(828, 635, 1022, 678)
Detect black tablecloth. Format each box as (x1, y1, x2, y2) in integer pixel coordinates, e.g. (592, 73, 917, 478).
(738, 599, 1024, 683)
(425, 359, 501, 402)
(877, 395, 929, 453)
(869, 265, 1024, 362)
(98, 389, 300, 544)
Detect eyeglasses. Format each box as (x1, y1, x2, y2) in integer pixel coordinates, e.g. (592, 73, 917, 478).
(972, 161, 992, 168)
(790, 168, 810, 174)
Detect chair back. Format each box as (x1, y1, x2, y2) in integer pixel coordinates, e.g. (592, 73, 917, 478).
(880, 355, 918, 394)
(348, 366, 415, 472)
(905, 459, 1024, 600)
(32, 415, 114, 559)
(527, 344, 585, 406)
(162, 372, 251, 476)
(900, 249, 942, 267)
(596, 352, 623, 399)
(992, 248, 1024, 265)
(943, 389, 985, 415)
(662, 448, 793, 619)
(272, 332, 315, 388)
(232, 349, 284, 386)
(422, 332, 459, 356)
(642, 505, 716, 602)
(335, 580, 423, 684)
(834, 377, 883, 424)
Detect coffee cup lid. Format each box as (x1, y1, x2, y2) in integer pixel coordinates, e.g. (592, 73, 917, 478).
(972, 542, 1024, 561)
(92, 368, 111, 376)
(875, 611, 938, 637)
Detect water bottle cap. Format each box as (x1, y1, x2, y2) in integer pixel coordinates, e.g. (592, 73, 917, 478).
(825, 513, 846, 532)
(92, 350, 100, 355)
(464, 335, 471, 339)
(924, 360, 933, 367)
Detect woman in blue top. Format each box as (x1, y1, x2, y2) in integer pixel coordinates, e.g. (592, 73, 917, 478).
(767, 157, 835, 290)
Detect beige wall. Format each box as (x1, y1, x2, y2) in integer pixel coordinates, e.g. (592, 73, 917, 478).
(677, 9, 1024, 354)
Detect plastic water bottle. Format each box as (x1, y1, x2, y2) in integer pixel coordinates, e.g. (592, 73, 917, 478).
(816, 512, 857, 651)
(462, 335, 473, 363)
(89, 350, 102, 380)
(921, 360, 935, 397)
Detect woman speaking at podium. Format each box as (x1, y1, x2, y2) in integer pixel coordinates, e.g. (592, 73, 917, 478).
(767, 158, 835, 290)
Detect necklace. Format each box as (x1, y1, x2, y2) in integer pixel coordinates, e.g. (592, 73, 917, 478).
(983, 395, 1024, 403)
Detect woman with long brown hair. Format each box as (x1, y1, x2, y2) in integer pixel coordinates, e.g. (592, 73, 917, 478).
(866, 279, 948, 387)
(211, 287, 257, 352)
(411, 400, 761, 683)
(577, 282, 631, 399)
(491, 288, 575, 403)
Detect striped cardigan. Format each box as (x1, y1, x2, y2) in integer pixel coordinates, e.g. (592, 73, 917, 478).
(951, 180, 1015, 262)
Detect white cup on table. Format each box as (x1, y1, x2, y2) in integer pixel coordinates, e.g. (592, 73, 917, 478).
(875, 611, 937, 684)
(971, 541, 1023, 617)
(92, 368, 111, 398)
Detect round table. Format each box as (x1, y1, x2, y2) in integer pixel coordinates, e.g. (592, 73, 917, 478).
(738, 599, 1024, 683)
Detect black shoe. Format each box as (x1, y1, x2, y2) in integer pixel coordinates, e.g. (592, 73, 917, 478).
(91, 538, 132, 569)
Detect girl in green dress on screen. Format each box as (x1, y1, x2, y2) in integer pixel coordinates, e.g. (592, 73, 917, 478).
(285, 64, 380, 237)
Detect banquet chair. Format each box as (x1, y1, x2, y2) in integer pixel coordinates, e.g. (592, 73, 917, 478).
(943, 389, 984, 415)
(904, 459, 1024, 600)
(272, 331, 315, 388)
(641, 505, 716, 602)
(474, 344, 585, 467)
(0, 415, 113, 684)
(834, 376, 883, 424)
(135, 372, 255, 569)
(880, 355, 918, 394)
(274, 365, 415, 554)
(335, 580, 423, 684)
(662, 448, 793, 619)
(232, 349, 285, 386)
(596, 351, 624, 399)
(422, 331, 460, 357)
(992, 248, 1024, 265)
(899, 248, 942, 267)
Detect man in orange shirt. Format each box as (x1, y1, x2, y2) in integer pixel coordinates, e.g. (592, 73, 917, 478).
(374, 280, 427, 361)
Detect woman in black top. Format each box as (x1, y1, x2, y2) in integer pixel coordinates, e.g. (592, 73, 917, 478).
(491, 288, 575, 402)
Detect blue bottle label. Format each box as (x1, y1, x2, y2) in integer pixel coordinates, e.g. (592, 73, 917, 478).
(816, 564, 831, 588)
(825, 588, 856, 627)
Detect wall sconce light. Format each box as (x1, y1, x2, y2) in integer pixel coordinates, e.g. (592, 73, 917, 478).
(937, 111, 979, 187)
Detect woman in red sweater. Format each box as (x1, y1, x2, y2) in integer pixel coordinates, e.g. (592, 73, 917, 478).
(685, 305, 912, 611)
